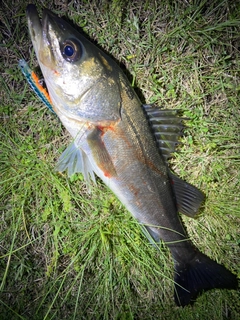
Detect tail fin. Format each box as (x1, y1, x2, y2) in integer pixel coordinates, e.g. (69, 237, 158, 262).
(174, 251, 238, 307)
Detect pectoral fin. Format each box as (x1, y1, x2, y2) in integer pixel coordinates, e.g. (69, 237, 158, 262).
(87, 128, 117, 178)
(55, 142, 96, 189)
(169, 171, 205, 217)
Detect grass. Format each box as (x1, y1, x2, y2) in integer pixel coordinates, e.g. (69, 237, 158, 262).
(0, 0, 239, 319)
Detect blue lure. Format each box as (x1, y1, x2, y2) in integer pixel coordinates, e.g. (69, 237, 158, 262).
(19, 59, 55, 114)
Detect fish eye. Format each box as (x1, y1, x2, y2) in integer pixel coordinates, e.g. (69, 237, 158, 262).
(61, 39, 82, 62)
(64, 45, 74, 57)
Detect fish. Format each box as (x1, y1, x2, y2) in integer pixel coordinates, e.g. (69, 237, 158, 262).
(25, 4, 238, 306)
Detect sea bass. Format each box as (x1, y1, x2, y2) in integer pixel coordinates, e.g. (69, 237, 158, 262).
(25, 4, 237, 306)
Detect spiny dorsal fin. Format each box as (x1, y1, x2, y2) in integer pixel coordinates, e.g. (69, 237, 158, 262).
(142, 104, 185, 161)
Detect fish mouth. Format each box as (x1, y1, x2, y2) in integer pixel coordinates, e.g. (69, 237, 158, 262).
(26, 5, 119, 124)
(26, 4, 42, 36)
(27, 4, 76, 58)
(26, 4, 61, 67)
(26, 5, 75, 113)
(26, 4, 43, 59)
(26, 4, 58, 45)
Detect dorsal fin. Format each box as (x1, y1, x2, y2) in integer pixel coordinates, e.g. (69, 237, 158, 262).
(142, 104, 185, 161)
(169, 171, 205, 217)
(143, 105, 205, 217)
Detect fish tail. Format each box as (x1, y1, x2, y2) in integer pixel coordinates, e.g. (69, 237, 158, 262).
(174, 251, 238, 307)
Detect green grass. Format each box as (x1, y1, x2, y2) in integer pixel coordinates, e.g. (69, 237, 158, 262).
(0, 0, 239, 319)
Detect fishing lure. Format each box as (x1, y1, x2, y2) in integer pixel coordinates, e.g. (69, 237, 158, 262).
(19, 59, 55, 114)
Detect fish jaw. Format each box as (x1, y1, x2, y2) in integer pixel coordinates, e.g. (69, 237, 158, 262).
(26, 5, 44, 63)
(26, 4, 122, 124)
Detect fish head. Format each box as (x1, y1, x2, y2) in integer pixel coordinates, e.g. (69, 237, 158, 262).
(26, 4, 122, 124)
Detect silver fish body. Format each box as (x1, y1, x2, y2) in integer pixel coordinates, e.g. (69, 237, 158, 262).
(26, 4, 237, 306)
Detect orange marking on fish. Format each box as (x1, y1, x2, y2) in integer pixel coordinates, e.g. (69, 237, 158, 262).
(103, 171, 111, 178)
(97, 124, 116, 134)
(31, 71, 52, 105)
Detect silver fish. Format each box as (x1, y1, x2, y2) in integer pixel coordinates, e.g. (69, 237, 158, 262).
(26, 4, 237, 306)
